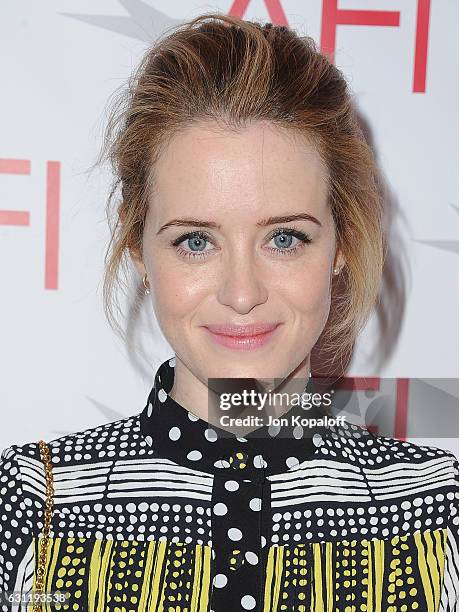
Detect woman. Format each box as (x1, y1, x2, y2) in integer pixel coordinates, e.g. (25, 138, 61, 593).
(1, 12, 458, 612)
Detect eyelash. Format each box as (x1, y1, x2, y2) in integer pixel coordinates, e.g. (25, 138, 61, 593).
(170, 226, 312, 260)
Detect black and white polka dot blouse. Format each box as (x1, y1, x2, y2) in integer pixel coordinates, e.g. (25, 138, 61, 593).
(0, 356, 458, 611)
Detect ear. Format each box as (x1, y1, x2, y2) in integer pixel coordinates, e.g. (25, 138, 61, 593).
(118, 206, 146, 279)
(333, 247, 346, 272)
(129, 248, 146, 279)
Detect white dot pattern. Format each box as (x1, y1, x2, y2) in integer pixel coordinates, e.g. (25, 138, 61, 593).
(0, 356, 457, 610)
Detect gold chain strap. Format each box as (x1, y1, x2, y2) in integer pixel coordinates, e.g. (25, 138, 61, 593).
(33, 440, 54, 612)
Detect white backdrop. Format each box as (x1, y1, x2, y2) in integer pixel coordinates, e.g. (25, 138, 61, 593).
(1, 1, 458, 458)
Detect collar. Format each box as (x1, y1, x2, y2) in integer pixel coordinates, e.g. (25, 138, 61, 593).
(140, 357, 332, 479)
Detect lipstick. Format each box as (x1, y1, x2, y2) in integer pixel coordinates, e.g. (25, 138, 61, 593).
(203, 323, 282, 351)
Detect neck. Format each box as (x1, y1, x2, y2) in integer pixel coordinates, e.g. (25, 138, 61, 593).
(168, 355, 312, 434)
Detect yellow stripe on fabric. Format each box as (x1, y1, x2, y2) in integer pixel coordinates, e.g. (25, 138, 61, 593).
(433, 529, 448, 603)
(263, 546, 284, 611)
(310, 546, 315, 609)
(263, 546, 276, 611)
(426, 530, 442, 608)
(312, 542, 323, 610)
(88, 538, 113, 612)
(152, 540, 168, 610)
(434, 528, 448, 597)
(274, 546, 286, 612)
(190, 544, 203, 612)
(138, 540, 157, 612)
(200, 545, 212, 611)
(415, 529, 446, 611)
(366, 539, 374, 611)
(414, 529, 436, 610)
(325, 541, 334, 612)
(373, 537, 385, 612)
(102, 538, 116, 611)
(88, 539, 102, 612)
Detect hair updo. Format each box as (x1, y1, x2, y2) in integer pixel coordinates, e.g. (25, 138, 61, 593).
(93, 11, 386, 375)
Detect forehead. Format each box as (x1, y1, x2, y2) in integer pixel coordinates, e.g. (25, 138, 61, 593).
(149, 120, 329, 222)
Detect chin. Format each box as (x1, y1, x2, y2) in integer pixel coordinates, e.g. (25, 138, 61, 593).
(201, 356, 287, 380)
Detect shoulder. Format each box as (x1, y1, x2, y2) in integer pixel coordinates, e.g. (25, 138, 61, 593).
(324, 420, 458, 477)
(361, 432, 458, 493)
(320, 423, 458, 527)
(0, 442, 41, 500)
(1, 412, 150, 490)
(0, 444, 37, 536)
(42, 412, 150, 466)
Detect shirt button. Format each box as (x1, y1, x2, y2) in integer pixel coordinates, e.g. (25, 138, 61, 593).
(228, 549, 245, 571)
(228, 451, 249, 470)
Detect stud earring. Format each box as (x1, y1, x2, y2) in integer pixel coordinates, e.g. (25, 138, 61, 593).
(143, 273, 150, 295)
(333, 267, 340, 275)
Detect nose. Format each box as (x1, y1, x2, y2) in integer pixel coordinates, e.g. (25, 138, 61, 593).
(216, 249, 269, 314)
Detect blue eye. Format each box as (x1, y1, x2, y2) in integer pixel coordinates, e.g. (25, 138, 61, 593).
(186, 235, 207, 252)
(268, 228, 312, 254)
(272, 232, 295, 249)
(171, 227, 312, 260)
(171, 231, 213, 258)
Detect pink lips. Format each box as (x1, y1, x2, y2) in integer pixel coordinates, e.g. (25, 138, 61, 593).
(203, 323, 282, 351)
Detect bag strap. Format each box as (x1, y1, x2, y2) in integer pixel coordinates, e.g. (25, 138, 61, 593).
(33, 439, 54, 612)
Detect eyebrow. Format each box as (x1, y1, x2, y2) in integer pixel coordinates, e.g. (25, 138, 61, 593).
(156, 213, 322, 235)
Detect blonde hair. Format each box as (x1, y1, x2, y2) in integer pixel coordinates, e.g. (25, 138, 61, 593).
(93, 12, 386, 376)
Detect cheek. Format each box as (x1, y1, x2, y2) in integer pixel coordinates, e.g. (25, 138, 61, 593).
(279, 265, 332, 321)
(147, 260, 210, 324)
(280, 268, 333, 356)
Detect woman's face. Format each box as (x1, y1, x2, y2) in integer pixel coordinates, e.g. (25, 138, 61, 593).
(131, 120, 344, 382)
